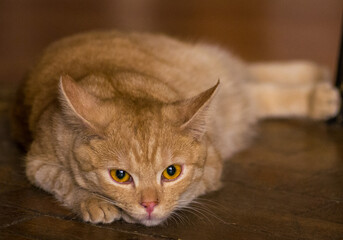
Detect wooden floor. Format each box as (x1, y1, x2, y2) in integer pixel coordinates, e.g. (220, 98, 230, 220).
(0, 98, 343, 239)
(1, 1, 343, 239)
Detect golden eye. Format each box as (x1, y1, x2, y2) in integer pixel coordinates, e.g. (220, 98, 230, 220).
(110, 169, 131, 183)
(162, 164, 182, 181)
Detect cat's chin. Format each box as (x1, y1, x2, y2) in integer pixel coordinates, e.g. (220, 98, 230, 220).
(139, 218, 165, 227)
(121, 212, 166, 226)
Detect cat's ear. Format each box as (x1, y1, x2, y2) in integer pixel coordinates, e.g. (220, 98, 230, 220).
(173, 81, 220, 141)
(59, 75, 112, 135)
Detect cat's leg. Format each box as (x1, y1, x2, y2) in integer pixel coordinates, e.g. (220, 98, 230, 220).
(197, 141, 223, 195)
(248, 61, 330, 85)
(25, 143, 121, 224)
(248, 81, 340, 119)
(247, 61, 340, 119)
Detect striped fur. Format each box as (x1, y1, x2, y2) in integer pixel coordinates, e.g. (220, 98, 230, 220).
(12, 31, 339, 226)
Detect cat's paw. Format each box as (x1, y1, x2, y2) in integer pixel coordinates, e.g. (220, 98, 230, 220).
(309, 82, 341, 120)
(80, 197, 121, 224)
(121, 212, 138, 224)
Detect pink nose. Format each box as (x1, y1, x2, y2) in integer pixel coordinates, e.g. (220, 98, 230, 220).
(141, 201, 158, 215)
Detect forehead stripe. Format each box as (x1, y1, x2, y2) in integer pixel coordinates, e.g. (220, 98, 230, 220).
(131, 143, 141, 164)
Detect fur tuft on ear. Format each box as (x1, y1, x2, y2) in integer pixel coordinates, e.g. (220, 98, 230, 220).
(175, 80, 220, 140)
(59, 75, 113, 135)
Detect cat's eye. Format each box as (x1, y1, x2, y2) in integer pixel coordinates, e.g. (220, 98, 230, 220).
(162, 164, 182, 181)
(110, 169, 132, 183)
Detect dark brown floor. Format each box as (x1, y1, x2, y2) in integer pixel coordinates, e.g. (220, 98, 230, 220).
(0, 94, 343, 239)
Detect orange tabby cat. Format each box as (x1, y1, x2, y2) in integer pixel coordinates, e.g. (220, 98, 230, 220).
(11, 31, 340, 226)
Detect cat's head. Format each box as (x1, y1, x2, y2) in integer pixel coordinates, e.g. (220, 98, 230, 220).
(58, 75, 219, 226)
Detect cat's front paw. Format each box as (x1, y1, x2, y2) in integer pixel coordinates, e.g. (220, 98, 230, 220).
(121, 212, 138, 224)
(309, 82, 341, 120)
(80, 197, 121, 224)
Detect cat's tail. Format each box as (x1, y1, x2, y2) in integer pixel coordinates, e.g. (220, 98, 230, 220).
(246, 61, 341, 120)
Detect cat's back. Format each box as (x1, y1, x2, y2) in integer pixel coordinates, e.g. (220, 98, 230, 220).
(18, 31, 251, 152)
(25, 30, 247, 103)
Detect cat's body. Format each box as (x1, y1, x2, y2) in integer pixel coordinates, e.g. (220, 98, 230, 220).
(12, 31, 340, 226)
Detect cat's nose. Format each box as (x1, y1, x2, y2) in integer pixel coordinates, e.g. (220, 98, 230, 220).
(141, 201, 158, 214)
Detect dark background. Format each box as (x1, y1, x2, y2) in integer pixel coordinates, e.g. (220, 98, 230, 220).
(1, 0, 342, 88)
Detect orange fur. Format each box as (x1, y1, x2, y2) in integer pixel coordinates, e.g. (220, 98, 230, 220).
(11, 30, 340, 226)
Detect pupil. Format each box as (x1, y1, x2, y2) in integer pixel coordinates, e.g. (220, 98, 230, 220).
(167, 165, 176, 176)
(116, 170, 125, 179)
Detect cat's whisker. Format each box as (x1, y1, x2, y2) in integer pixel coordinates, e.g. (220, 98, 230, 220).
(178, 215, 187, 226)
(174, 211, 188, 225)
(169, 211, 182, 225)
(191, 198, 232, 218)
(90, 191, 120, 207)
(182, 211, 192, 225)
(190, 203, 227, 220)
(178, 211, 192, 226)
(191, 205, 229, 225)
(176, 197, 230, 225)
(171, 214, 181, 225)
(192, 198, 230, 212)
(180, 201, 229, 225)
(165, 216, 174, 226)
(179, 210, 193, 226)
(189, 201, 222, 214)
(181, 208, 212, 225)
(180, 206, 213, 225)
(169, 208, 193, 226)
(170, 215, 179, 225)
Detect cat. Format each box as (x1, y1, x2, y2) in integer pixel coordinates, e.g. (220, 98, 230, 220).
(11, 30, 340, 226)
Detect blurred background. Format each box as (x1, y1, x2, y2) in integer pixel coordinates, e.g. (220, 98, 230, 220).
(0, 0, 342, 88)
